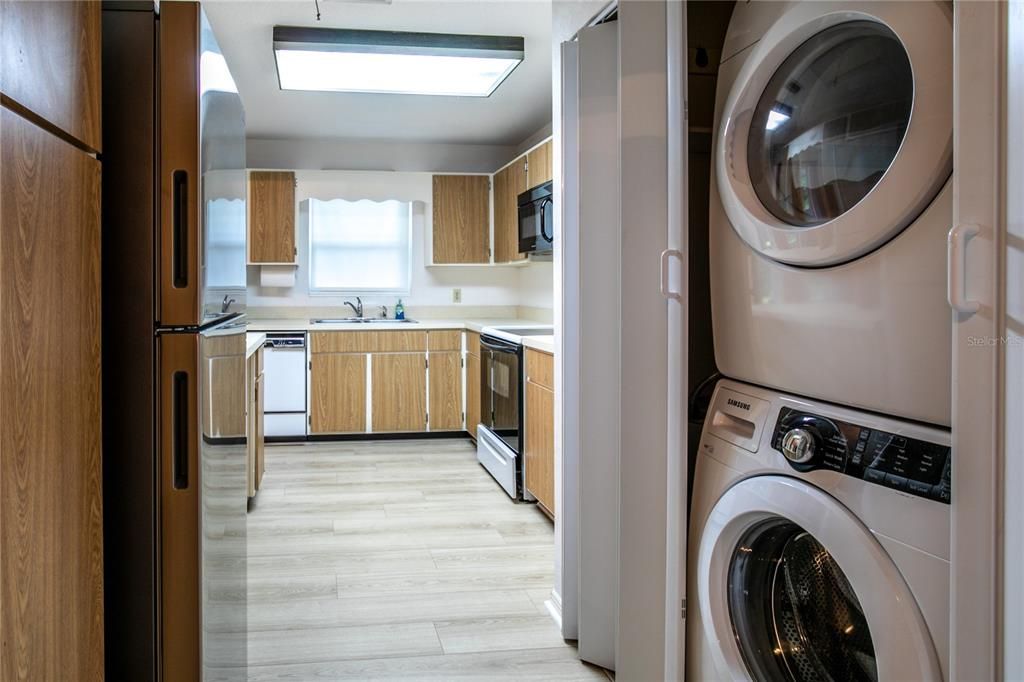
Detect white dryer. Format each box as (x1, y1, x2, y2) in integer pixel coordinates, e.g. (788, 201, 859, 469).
(687, 380, 950, 681)
(710, 1, 953, 426)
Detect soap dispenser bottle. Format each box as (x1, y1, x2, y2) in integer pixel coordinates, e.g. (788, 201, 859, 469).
(395, 299, 405, 320)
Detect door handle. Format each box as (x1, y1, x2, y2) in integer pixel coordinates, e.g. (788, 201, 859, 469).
(660, 249, 683, 300)
(947, 224, 980, 314)
(171, 170, 189, 289)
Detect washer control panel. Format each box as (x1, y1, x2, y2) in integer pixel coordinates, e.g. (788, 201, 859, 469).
(771, 407, 951, 504)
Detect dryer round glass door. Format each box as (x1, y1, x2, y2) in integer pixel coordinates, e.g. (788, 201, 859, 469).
(728, 519, 876, 681)
(696, 476, 943, 681)
(747, 21, 911, 229)
(715, 2, 952, 266)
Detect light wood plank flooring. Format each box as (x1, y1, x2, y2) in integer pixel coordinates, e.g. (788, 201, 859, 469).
(208, 439, 605, 681)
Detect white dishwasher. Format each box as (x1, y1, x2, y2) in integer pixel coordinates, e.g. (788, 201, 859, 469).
(262, 333, 307, 438)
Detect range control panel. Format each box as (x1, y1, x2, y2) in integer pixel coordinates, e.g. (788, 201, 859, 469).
(771, 408, 951, 504)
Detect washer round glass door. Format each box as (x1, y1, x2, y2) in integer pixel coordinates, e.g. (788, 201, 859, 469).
(696, 476, 942, 681)
(728, 519, 877, 681)
(715, 2, 952, 266)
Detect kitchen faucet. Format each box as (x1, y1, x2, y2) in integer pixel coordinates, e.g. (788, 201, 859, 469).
(344, 297, 363, 318)
(221, 294, 236, 313)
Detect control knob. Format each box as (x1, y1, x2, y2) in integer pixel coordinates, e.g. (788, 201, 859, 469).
(781, 427, 816, 465)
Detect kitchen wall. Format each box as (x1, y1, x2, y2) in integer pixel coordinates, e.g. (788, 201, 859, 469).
(246, 169, 554, 316)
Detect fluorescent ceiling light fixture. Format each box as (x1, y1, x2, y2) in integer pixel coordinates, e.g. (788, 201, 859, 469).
(765, 105, 792, 131)
(273, 26, 524, 97)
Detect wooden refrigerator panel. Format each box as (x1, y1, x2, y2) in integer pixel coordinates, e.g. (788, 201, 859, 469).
(0, 106, 104, 681)
(158, 1, 200, 326)
(0, 0, 102, 151)
(158, 332, 201, 682)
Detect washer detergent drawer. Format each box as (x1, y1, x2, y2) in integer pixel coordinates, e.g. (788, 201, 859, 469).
(477, 426, 519, 499)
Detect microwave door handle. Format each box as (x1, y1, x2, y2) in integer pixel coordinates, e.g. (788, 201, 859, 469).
(540, 199, 553, 242)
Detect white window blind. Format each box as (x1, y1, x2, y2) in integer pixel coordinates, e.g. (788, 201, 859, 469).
(206, 198, 246, 289)
(309, 198, 412, 293)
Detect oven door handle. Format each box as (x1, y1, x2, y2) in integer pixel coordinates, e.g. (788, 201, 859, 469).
(480, 336, 520, 354)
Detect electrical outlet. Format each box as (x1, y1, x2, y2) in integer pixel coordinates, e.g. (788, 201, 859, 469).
(452, 288, 462, 303)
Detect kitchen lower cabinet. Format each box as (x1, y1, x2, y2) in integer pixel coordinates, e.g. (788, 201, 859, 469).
(429, 352, 463, 431)
(310, 353, 367, 433)
(308, 330, 480, 436)
(203, 334, 246, 439)
(372, 353, 427, 432)
(466, 341, 481, 440)
(246, 345, 266, 497)
(524, 349, 555, 518)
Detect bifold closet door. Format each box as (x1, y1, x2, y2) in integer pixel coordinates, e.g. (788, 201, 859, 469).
(574, 20, 620, 672)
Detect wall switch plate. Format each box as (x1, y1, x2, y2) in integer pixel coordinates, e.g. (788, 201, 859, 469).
(452, 288, 462, 303)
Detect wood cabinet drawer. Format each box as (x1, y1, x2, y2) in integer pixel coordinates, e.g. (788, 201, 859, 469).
(311, 330, 428, 354)
(526, 348, 554, 391)
(428, 330, 462, 351)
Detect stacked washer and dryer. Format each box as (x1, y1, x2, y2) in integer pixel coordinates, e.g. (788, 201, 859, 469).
(689, 2, 954, 681)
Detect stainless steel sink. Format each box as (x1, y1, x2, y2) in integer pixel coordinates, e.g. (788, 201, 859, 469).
(310, 318, 418, 325)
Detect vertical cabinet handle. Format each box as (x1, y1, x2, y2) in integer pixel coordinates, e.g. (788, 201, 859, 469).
(171, 370, 190, 490)
(947, 224, 980, 314)
(172, 170, 189, 288)
(660, 248, 683, 300)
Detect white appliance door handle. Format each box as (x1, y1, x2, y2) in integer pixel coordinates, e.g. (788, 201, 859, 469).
(948, 223, 981, 314)
(660, 248, 683, 300)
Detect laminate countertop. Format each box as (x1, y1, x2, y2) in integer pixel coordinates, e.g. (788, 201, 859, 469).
(245, 332, 266, 358)
(245, 319, 556, 354)
(247, 318, 537, 334)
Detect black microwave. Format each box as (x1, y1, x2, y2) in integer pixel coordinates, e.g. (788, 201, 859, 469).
(518, 181, 553, 254)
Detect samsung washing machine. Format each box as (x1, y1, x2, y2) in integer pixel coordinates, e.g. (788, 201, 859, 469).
(687, 379, 951, 681)
(710, 1, 953, 426)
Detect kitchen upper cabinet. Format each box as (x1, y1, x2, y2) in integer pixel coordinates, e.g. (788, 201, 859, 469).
(373, 354, 427, 432)
(249, 171, 296, 264)
(465, 332, 481, 439)
(432, 175, 490, 264)
(524, 349, 555, 518)
(310, 353, 367, 434)
(0, 1, 102, 152)
(493, 157, 528, 263)
(1, 105, 104, 680)
(527, 139, 553, 188)
(429, 352, 463, 431)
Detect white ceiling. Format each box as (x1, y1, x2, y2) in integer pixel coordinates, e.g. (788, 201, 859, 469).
(203, 0, 553, 145)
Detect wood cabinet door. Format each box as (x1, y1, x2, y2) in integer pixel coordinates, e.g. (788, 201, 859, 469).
(255, 367, 265, 490)
(1, 106, 104, 681)
(372, 353, 427, 432)
(525, 379, 555, 517)
(246, 353, 256, 497)
(527, 139, 553, 188)
(466, 351, 481, 440)
(493, 157, 528, 263)
(249, 170, 296, 263)
(0, 1, 102, 152)
(429, 352, 463, 431)
(310, 353, 367, 433)
(202, 337, 246, 440)
(432, 175, 490, 263)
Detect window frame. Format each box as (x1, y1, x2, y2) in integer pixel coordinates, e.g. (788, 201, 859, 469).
(306, 198, 414, 296)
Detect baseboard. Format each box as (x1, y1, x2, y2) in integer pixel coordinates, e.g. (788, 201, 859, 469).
(266, 431, 470, 444)
(545, 587, 564, 631)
